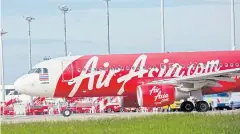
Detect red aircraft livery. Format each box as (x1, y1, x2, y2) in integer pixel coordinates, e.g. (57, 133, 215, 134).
(14, 50, 240, 117)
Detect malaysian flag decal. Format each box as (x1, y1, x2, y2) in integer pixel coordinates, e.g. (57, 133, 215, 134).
(39, 73, 49, 81)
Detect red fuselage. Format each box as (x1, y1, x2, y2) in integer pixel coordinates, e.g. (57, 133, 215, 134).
(53, 50, 240, 98)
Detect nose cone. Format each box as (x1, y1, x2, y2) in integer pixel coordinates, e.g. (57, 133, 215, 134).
(14, 76, 29, 94)
(14, 74, 36, 95)
(14, 78, 24, 93)
(14, 74, 54, 97)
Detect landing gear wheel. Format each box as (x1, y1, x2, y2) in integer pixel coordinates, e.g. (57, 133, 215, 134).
(180, 101, 194, 112)
(62, 109, 72, 117)
(195, 101, 209, 112)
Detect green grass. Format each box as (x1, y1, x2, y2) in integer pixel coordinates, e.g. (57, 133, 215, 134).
(2, 113, 240, 134)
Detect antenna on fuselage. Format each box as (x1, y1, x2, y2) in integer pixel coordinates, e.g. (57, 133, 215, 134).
(43, 56, 51, 61)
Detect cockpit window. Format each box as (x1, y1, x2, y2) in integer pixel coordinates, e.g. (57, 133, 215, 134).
(28, 68, 49, 74)
(35, 68, 42, 73)
(28, 68, 37, 74)
(43, 68, 48, 73)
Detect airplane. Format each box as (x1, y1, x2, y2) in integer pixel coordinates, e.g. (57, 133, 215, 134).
(13, 50, 240, 117)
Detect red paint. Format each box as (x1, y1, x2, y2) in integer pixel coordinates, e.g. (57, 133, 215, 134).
(138, 84, 175, 107)
(53, 51, 240, 101)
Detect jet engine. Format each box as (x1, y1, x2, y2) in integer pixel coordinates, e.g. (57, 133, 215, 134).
(137, 84, 190, 107)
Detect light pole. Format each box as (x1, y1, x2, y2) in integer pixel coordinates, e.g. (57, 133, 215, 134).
(24, 16, 35, 104)
(160, 0, 166, 53)
(228, 0, 236, 103)
(0, 30, 7, 104)
(58, 5, 71, 56)
(24, 16, 35, 71)
(104, 0, 111, 55)
(103, 0, 112, 105)
(230, 0, 236, 50)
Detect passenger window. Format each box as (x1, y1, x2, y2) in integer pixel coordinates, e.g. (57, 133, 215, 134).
(161, 64, 165, 69)
(126, 66, 130, 70)
(148, 66, 152, 70)
(230, 63, 233, 67)
(99, 67, 102, 71)
(192, 64, 195, 68)
(197, 64, 201, 68)
(225, 63, 228, 67)
(219, 63, 223, 67)
(121, 66, 124, 70)
(132, 66, 135, 70)
(236, 63, 239, 67)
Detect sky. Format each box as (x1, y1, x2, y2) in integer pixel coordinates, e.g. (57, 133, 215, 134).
(1, 0, 240, 84)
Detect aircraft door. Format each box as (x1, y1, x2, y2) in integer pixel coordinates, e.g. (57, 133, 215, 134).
(61, 59, 74, 82)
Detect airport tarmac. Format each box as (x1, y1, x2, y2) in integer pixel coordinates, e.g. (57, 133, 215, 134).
(1, 109, 240, 124)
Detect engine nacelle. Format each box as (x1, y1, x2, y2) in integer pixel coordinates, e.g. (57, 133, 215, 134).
(137, 84, 190, 107)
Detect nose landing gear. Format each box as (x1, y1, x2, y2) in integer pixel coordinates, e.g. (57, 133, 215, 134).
(62, 109, 72, 117)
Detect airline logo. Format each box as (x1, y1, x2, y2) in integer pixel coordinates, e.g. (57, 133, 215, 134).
(54, 54, 222, 97)
(149, 85, 169, 103)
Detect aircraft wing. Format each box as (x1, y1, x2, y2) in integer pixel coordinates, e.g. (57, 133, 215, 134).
(149, 68, 240, 92)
